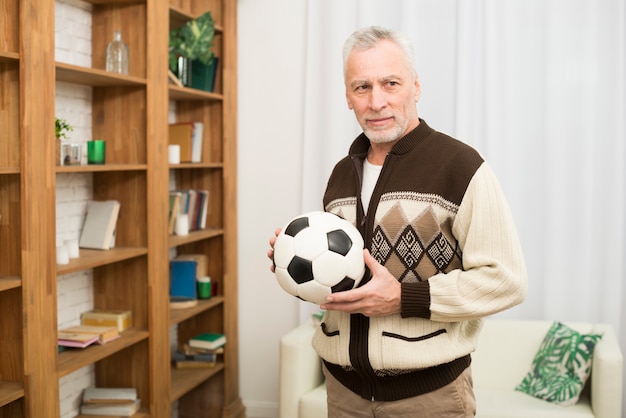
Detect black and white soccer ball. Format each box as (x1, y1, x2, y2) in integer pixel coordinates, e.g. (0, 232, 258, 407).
(273, 211, 366, 305)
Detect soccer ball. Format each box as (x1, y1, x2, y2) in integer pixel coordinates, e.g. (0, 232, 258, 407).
(273, 211, 366, 305)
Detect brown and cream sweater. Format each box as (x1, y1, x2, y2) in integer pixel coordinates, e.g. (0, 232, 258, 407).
(313, 119, 527, 401)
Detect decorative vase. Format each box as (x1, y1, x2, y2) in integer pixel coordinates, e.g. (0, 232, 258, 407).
(106, 31, 130, 75)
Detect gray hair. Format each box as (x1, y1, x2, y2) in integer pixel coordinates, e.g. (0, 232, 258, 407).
(342, 26, 417, 77)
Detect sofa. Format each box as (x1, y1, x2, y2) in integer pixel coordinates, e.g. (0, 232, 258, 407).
(279, 318, 623, 418)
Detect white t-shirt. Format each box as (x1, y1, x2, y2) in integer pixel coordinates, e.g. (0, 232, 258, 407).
(361, 158, 382, 214)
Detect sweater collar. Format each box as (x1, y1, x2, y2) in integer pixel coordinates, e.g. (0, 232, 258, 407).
(349, 118, 434, 157)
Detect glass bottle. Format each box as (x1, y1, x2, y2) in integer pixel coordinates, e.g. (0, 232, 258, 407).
(106, 31, 129, 75)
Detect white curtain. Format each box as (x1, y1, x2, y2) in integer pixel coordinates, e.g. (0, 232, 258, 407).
(301, 0, 626, 406)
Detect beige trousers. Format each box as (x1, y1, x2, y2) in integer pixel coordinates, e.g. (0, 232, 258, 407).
(323, 365, 476, 418)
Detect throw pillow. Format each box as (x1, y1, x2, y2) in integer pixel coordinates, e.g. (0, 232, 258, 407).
(515, 321, 602, 406)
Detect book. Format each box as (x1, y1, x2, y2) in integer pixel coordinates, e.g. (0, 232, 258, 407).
(168, 191, 182, 235)
(197, 190, 209, 229)
(188, 332, 226, 350)
(172, 350, 219, 363)
(186, 189, 198, 230)
(80, 399, 140, 416)
(191, 121, 204, 163)
(80, 309, 132, 332)
(61, 325, 120, 345)
(172, 350, 218, 369)
(168, 122, 194, 162)
(179, 343, 225, 356)
(82, 386, 137, 403)
(174, 360, 218, 369)
(174, 254, 209, 278)
(57, 332, 99, 348)
(169, 296, 198, 309)
(79, 200, 121, 250)
(170, 259, 197, 300)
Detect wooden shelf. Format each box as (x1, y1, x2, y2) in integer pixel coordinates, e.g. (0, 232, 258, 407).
(169, 5, 225, 31)
(56, 62, 147, 87)
(170, 297, 224, 325)
(0, 167, 20, 174)
(0, 381, 24, 407)
(56, 164, 147, 173)
(0, 51, 19, 62)
(168, 84, 223, 101)
(170, 363, 224, 402)
(57, 329, 150, 378)
(56, 247, 148, 276)
(0, 276, 21, 292)
(76, 408, 150, 418)
(1, 0, 241, 416)
(169, 162, 224, 170)
(168, 228, 224, 248)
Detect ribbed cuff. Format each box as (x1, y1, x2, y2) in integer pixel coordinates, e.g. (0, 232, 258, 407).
(401, 281, 431, 319)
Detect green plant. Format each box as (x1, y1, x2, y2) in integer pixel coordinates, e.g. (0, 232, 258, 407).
(55, 117, 73, 141)
(169, 11, 215, 71)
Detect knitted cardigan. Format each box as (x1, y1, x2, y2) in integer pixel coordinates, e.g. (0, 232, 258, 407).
(312, 119, 527, 401)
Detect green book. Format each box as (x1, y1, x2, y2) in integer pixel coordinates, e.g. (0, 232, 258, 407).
(189, 332, 226, 350)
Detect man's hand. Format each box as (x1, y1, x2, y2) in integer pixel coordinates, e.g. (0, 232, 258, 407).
(267, 228, 281, 273)
(321, 249, 401, 317)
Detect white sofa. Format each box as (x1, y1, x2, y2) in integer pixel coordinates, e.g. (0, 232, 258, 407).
(279, 318, 623, 418)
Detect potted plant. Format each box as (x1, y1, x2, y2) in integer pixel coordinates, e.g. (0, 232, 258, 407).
(169, 11, 215, 89)
(55, 117, 74, 165)
(56, 117, 73, 141)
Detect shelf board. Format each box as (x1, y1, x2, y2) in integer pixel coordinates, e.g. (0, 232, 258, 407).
(169, 162, 224, 170)
(57, 247, 148, 276)
(168, 228, 224, 248)
(82, 0, 144, 4)
(56, 163, 148, 173)
(169, 5, 225, 32)
(170, 363, 224, 402)
(56, 62, 147, 87)
(0, 51, 19, 63)
(0, 381, 24, 407)
(76, 409, 149, 418)
(0, 276, 21, 292)
(57, 328, 150, 378)
(0, 167, 19, 174)
(168, 84, 223, 101)
(170, 296, 224, 325)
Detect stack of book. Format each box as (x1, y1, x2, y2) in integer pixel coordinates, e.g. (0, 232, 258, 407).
(168, 189, 209, 234)
(80, 309, 132, 332)
(79, 386, 141, 416)
(57, 325, 120, 349)
(168, 121, 204, 163)
(169, 258, 198, 309)
(173, 332, 226, 369)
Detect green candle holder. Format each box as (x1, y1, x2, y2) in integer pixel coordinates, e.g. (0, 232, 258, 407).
(87, 140, 106, 164)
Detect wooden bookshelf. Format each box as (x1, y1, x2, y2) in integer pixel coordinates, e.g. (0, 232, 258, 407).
(0, 0, 242, 417)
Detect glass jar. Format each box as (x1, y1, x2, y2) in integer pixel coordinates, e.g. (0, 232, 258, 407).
(106, 31, 129, 75)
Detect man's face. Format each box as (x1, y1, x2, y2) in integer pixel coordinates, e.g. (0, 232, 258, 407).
(345, 40, 421, 145)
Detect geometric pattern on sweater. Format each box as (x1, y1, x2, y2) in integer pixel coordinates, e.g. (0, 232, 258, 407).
(371, 201, 462, 282)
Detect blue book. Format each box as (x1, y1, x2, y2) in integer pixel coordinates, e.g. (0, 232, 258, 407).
(170, 259, 197, 300)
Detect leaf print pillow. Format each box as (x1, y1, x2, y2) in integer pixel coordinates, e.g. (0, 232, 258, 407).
(515, 321, 602, 406)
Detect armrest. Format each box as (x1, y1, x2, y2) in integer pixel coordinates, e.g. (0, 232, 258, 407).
(590, 324, 623, 418)
(279, 319, 324, 418)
